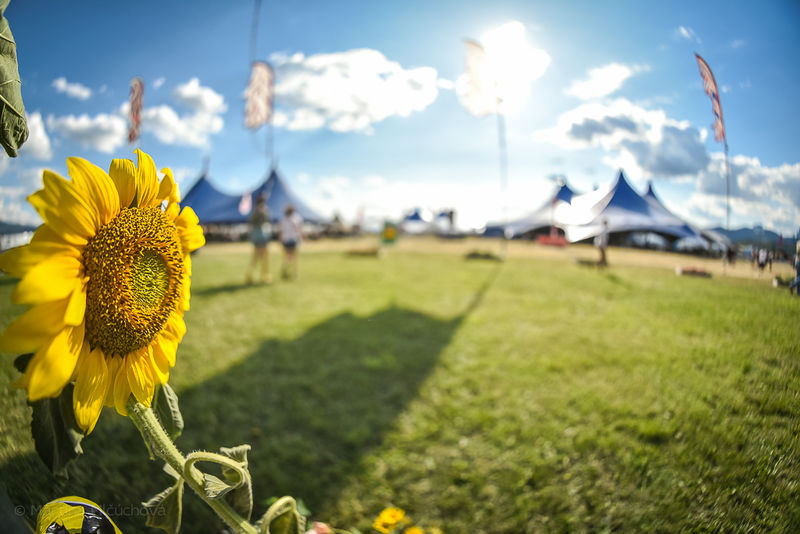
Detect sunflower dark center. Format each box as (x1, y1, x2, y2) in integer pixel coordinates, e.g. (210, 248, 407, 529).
(83, 207, 184, 356)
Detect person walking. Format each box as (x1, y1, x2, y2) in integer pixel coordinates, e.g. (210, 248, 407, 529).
(790, 242, 800, 296)
(246, 194, 272, 284)
(594, 219, 609, 267)
(279, 204, 303, 280)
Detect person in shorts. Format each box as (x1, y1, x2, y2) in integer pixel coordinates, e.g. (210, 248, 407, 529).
(279, 204, 303, 279)
(246, 194, 272, 283)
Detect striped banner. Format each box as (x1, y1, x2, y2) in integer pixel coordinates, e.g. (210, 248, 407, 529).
(127, 77, 144, 144)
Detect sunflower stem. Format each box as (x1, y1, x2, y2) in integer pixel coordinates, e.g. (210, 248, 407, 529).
(128, 400, 258, 534)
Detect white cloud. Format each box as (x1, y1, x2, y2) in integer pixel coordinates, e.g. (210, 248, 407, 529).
(565, 63, 649, 100)
(533, 98, 708, 181)
(173, 78, 227, 115)
(0, 187, 40, 225)
(46, 112, 127, 153)
(297, 171, 552, 231)
(52, 77, 92, 100)
(153, 77, 166, 89)
(730, 39, 746, 49)
(20, 111, 52, 160)
(141, 104, 223, 148)
(534, 98, 800, 233)
(675, 26, 701, 44)
(270, 48, 440, 133)
(16, 166, 47, 189)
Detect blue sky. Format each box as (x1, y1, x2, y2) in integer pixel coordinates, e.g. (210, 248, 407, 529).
(1, 0, 799, 234)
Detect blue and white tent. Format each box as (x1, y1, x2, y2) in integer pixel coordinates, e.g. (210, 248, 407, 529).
(181, 167, 325, 225)
(503, 181, 577, 237)
(557, 170, 703, 244)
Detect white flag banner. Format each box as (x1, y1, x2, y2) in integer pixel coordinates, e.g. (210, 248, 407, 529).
(457, 40, 498, 117)
(244, 61, 275, 129)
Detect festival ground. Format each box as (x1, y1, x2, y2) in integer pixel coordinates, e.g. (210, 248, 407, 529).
(1, 239, 797, 532)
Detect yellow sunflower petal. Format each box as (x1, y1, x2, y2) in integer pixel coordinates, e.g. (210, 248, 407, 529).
(23, 322, 85, 401)
(73, 345, 110, 434)
(155, 327, 178, 367)
(176, 206, 205, 253)
(134, 149, 159, 208)
(67, 157, 120, 226)
(31, 170, 97, 242)
(0, 225, 81, 278)
(126, 348, 155, 406)
(158, 167, 180, 204)
(104, 354, 121, 408)
(164, 313, 187, 344)
(64, 284, 87, 326)
(109, 157, 137, 209)
(12, 254, 82, 305)
(113, 357, 132, 415)
(149, 345, 170, 385)
(181, 255, 192, 310)
(164, 201, 180, 221)
(0, 297, 70, 353)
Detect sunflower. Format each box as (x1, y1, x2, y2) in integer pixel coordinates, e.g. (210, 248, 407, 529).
(0, 150, 204, 433)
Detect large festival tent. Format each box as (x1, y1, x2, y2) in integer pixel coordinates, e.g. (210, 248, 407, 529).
(561, 170, 703, 244)
(643, 182, 730, 251)
(503, 181, 577, 237)
(181, 167, 325, 225)
(489, 170, 717, 248)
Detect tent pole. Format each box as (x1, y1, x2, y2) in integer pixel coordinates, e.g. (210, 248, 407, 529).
(724, 140, 731, 272)
(267, 122, 274, 169)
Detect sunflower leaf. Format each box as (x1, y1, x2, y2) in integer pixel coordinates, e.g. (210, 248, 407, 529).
(153, 383, 184, 439)
(29, 383, 84, 478)
(202, 473, 233, 499)
(258, 497, 304, 534)
(220, 445, 253, 520)
(0, 1, 29, 158)
(143, 478, 184, 534)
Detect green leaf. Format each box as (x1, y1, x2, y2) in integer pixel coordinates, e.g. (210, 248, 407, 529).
(153, 383, 184, 439)
(143, 478, 184, 534)
(220, 445, 254, 520)
(202, 473, 233, 499)
(0, 3, 29, 158)
(258, 497, 305, 534)
(29, 383, 84, 477)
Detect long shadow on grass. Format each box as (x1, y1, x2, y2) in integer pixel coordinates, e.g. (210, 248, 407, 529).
(175, 275, 495, 529)
(0, 267, 499, 532)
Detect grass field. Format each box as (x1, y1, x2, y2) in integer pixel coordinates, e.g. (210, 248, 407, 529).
(1, 238, 798, 533)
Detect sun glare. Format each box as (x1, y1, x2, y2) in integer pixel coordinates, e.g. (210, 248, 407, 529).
(481, 21, 551, 114)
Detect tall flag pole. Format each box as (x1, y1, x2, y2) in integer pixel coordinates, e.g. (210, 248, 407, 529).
(695, 53, 731, 251)
(460, 39, 509, 258)
(127, 77, 144, 145)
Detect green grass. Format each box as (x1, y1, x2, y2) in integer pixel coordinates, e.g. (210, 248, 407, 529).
(1, 245, 799, 533)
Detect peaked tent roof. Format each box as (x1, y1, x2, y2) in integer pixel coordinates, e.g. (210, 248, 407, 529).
(181, 168, 325, 225)
(561, 171, 702, 243)
(504, 182, 577, 237)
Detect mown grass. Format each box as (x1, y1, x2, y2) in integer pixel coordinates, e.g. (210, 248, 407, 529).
(1, 242, 798, 533)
